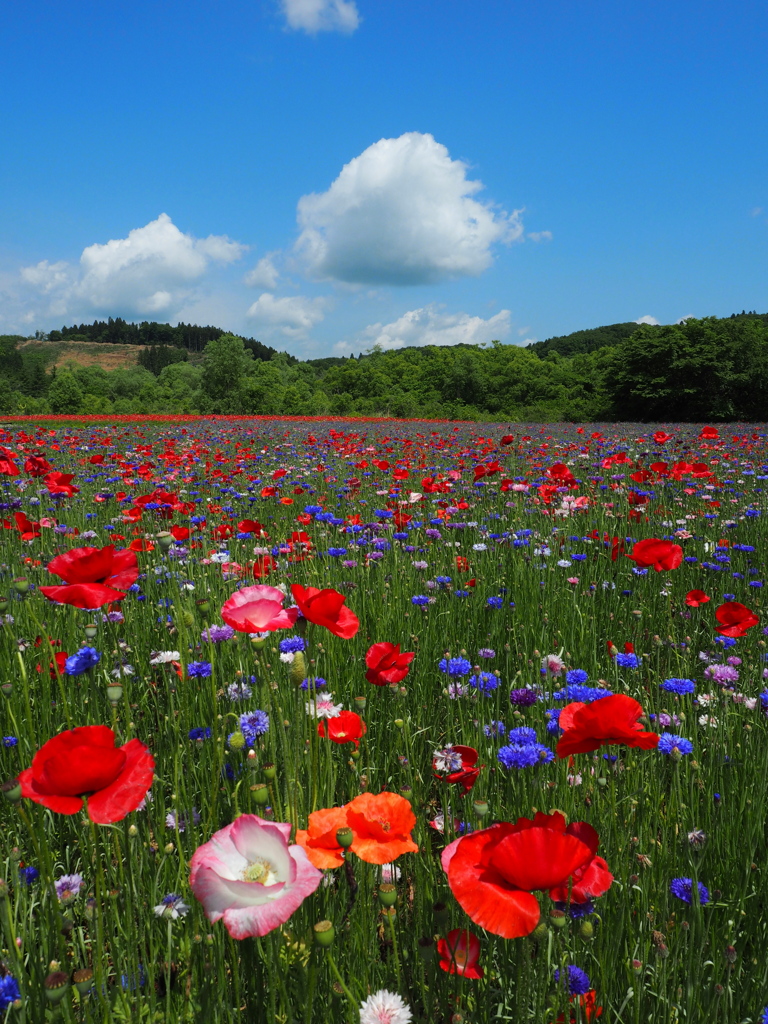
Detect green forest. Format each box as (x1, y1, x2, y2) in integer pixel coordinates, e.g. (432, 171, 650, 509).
(2, 311, 768, 420)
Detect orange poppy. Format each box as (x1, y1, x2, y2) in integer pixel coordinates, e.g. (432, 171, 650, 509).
(295, 806, 350, 869)
(345, 792, 418, 865)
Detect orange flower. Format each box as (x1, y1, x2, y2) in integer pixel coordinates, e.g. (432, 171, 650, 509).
(346, 792, 418, 865)
(295, 806, 350, 869)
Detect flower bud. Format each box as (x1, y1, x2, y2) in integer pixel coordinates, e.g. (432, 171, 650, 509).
(164, 843, 175, 854)
(156, 532, 174, 552)
(549, 909, 567, 928)
(399, 785, 413, 803)
(354, 696, 367, 711)
(196, 598, 211, 614)
(0, 682, 11, 697)
(0, 597, 7, 613)
(313, 920, 335, 947)
(532, 921, 548, 940)
(106, 683, 123, 705)
(579, 919, 594, 940)
(1, 779, 21, 804)
(84, 623, 98, 639)
(262, 763, 277, 781)
(228, 731, 246, 751)
(12, 578, 29, 595)
(417, 936, 435, 963)
(393, 719, 404, 729)
(472, 799, 489, 818)
(632, 959, 643, 974)
(433, 901, 449, 926)
(128, 824, 138, 837)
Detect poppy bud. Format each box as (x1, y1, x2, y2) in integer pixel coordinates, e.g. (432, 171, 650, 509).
(262, 763, 277, 780)
(12, 578, 29, 595)
(0, 682, 11, 697)
(433, 901, 449, 926)
(0, 597, 7, 613)
(313, 920, 335, 947)
(399, 785, 413, 802)
(156, 532, 174, 552)
(182, 610, 195, 628)
(418, 936, 435, 962)
(106, 683, 123, 706)
(128, 825, 138, 837)
(579, 920, 594, 940)
(164, 843, 175, 854)
(84, 623, 98, 639)
(549, 909, 567, 928)
(44, 971, 70, 1004)
(1, 779, 21, 803)
(532, 921, 548, 940)
(632, 959, 643, 974)
(250, 783, 269, 806)
(336, 826, 354, 849)
(354, 696, 366, 711)
(393, 719, 404, 728)
(196, 598, 211, 614)
(229, 731, 246, 751)
(72, 967, 93, 995)
(378, 884, 397, 908)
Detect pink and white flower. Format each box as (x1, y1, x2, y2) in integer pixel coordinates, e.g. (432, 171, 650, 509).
(220, 585, 299, 634)
(189, 814, 323, 939)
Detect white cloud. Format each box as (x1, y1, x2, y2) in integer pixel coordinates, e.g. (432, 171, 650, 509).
(244, 255, 280, 290)
(676, 314, 695, 323)
(346, 304, 512, 353)
(634, 315, 660, 325)
(280, 0, 360, 33)
(20, 214, 246, 319)
(246, 292, 327, 338)
(527, 231, 552, 243)
(295, 132, 522, 285)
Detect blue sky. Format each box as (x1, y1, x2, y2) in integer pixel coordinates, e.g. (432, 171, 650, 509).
(1, 0, 766, 357)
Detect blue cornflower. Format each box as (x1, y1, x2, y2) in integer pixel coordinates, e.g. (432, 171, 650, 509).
(615, 653, 641, 668)
(187, 661, 212, 678)
(469, 672, 498, 693)
(2, 736, 18, 747)
(509, 688, 538, 706)
(300, 677, 327, 690)
(19, 865, 39, 885)
(761, 1008, 768, 1024)
(454, 590, 469, 598)
(553, 685, 613, 703)
(553, 899, 595, 920)
(327, 547, 347, 557)
(411, 595, 430, 605)
(486, 596, 504, 608)
(565, 669, 588, 685)
(571, 553, 587, 562)
(506, 727, 538, 744)
(660, 678, 695, 695)
(545, 708, 562, 735)
(240, 710, 270, 744)
(658, 733, 693, 756)
(0, 975, 21, 1011)
(554, 965, 591, 996)
(483, 721, 506, 738)
(435, 576, 452, 586)
(279, 636, 306, 654)
(439, 657, 472, 676)
(65, 647, 101, 676)
(188, 727, 212, 741)
(497, 742, 554, 769)
(670, 877, 709, 904)
(714, 635, 737, 649)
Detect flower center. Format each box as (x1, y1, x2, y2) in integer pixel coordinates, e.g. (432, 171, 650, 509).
(378, 819, 391, 832)
(242, 858, 276, 885)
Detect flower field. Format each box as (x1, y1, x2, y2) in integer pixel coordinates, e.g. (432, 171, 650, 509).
(0, 417, 767, 1023)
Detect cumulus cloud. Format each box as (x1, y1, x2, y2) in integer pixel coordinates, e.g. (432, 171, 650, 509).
(295, 132, 522, 285)
(244, 255, 280, 290)
(280, 0, 360, 33)
(346, 304, 512, 352)
(246, 292, 327, 338)
(634, 315, 660, 325)
(20, 214, 246, 319)
(527, 231, 552, 243)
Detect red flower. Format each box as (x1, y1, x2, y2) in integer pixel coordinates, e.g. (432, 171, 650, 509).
(433, 745, 481, 794)
(290, 584, 359, 639)
(714, 601, 759, 638)
(0, 459, 19, 476)
(24, 456, 52, 477)
(19, 725, 153, 824)
(318, 711, 367, 748)
(685, 589, 710, 608)
(365, 642, 415, 687)
(653, 431, 671, 444)
(40, 545, 139, 609)
(443, 811, 612, 939)
(626, 538, 683, 572)
(437, 929, 484, 979)
(14, 512, 40, 540)
(44, 472, 79, 496)
(699, 426, 719, 439)
(556, 695, 659, 757)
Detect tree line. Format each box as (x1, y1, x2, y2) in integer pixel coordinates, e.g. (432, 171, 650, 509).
(2, 312, 768, 420)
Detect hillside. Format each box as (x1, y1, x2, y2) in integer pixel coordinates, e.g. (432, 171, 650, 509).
(18, 339, 148, 372)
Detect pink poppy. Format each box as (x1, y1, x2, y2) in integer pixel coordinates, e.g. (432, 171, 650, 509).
(220, 585, 299, 633)
(190, 815, 323, 939)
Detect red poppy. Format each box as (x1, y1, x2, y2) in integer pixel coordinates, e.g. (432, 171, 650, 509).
(318, 711, 367, 748)
(556, 695, 659, 757)
(24, 456, 52, 477)
(365, 642, 415, 687)
(437, 929, 484, 979)
(500, 434, 515, 445)
(553, 990, 603, 1023)
(18, 725, 153, 824)
(626, 538, 683, 572)
(685, 589, 710, 608)
(290, 584, 359, 639)
(433, 745, 481, 794)
(14, 512, 40, 540)
(0, 459, 19, 476)
(714, 601, 759, 638)
(238, 519, 268, 538)
(221, 585, 298, 633)
(699, 426, 719, 439)
(653, 431, 671, 444)
(40, 545, 140, 609)
(44, 472, 79, 496)
(443, 811, 612, 939)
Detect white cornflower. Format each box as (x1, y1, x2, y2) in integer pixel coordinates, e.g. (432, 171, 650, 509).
(433, 744, 463, 774)
(153, 895, 190, 920)
(359, 990, 413, 1024)
(472, 543, 487, 552)
(280, 652, 295, 664)
(698, 714, 719, 728)
(305, 695, 343, 719)
(557, 559, 572, 568)
(149, 650, 180, 665)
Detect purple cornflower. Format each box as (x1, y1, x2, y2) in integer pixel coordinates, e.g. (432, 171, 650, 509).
(55, 874, 83, 900)
(201, 625, 235, 643)
(670, 878, 709, 905)
(279, 636, 306, 654)
(509, 687, 538, 706)
(478, 648, 495, 659)
(554, 965, 590, 996)
(240, 710, 270, 743)
(187, 661, 212, 678)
